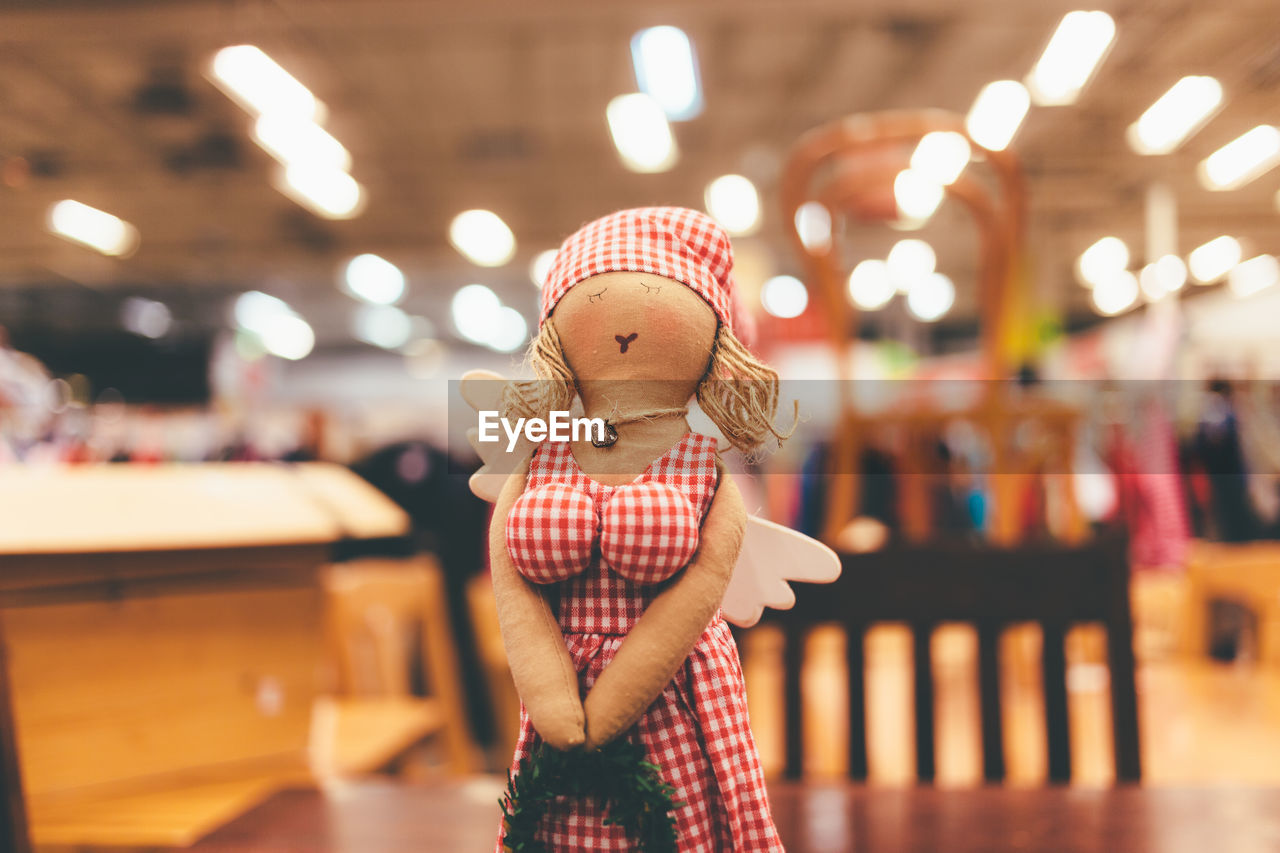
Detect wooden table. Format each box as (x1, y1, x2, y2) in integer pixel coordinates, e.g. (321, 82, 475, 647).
(181, 780, 1280, 853)
(0, 463, 410, 852)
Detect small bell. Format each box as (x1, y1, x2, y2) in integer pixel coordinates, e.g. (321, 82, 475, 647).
(591, 421, 619, 448)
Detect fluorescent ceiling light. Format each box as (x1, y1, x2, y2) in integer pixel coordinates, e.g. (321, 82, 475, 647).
(276, 165, 364, 219)
(1076, 236, 1129, 287)
(1154, 254, 1186, 292)
(1127, 76, 1223, 155)
(1188, 236, 1241, 283)
(489, 307, 529, 353)
(353, 304, 412, 349)
(120, 297, 171, 339)
(343, 254, 405, 305)
(906, 272, 955, 322)
(233, 291, 314, 360)
(449, 209, 516, 267)
(910, 131, 971, 186)
(260, 313, 315, 360)
(606, 93, 678, 173)
(47, 200, 139, 257)
(530, 250, 558, 288)
(848, 260, 895, 310)
(794, 202, 832, 252)
(1026, 11, 1116, 106)
(234, 291, 289, 331)
(966, 80, 1030, 151)
(1091, 269, 1139, 316)
(704, 174, 761, 236)
(1228, 255, 1279, 298)
(450, 284, 527, 351)
(893, 170, 944, 222)
(253, 114, 350, 170)
(1139, 255, 1186, 301)
(210, 45, 322, 120)
(1199, 125, 1280, 190)
(452, 283, 502, 344)
(631, 26, 703, 121)
(761, 275, 808, 319)
(887, 239, 936, 293)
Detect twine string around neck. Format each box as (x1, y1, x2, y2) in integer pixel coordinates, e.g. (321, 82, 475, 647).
(590, 406, 689, 448)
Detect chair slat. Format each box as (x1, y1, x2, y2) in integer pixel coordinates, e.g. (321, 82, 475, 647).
(774, 532, 1139, 785)
(1041, 622, 1071, 783)
(845, 626, 868, 781)
(977, 622, 1005, 783)
(912, 623, 936, 783)
(1105, 545, 1143, 782)
(782, 622, 806, 781)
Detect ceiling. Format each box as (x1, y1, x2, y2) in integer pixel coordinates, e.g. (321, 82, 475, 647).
(1, 0, 1278, 351)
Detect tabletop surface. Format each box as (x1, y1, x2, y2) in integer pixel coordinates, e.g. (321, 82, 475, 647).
(0, 462, 407, 556)
(179, 779, 1280, 853)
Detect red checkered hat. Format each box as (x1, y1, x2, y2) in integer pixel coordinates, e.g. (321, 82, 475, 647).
(540, 207, 741, 336)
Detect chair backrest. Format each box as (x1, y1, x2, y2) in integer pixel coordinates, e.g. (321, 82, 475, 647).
(324, 556, 453, 699)
(774, 532, 1140, 783)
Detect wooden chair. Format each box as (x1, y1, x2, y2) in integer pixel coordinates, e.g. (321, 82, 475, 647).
(318, 555, 472, 777)
(1183, 540, 1280, 665)
(774, 532, 1141, 784)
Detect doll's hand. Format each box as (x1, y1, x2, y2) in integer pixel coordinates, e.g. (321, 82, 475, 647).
(534, 705, 587, 752)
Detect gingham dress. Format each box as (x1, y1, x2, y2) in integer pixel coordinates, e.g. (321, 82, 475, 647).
(499, 433, 782, 851)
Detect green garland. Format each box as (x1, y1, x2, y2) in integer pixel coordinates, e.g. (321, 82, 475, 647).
(499, 738, 682, 852)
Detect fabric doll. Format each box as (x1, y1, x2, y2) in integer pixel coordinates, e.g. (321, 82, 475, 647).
(473, 208, 834, 852)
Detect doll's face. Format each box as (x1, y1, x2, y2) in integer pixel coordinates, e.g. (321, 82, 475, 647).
(551, 272, 717, 384)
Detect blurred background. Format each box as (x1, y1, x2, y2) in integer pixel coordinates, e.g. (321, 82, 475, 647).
(3, 0, 1280, 850)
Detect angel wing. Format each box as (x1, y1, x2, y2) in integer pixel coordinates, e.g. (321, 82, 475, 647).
(459, 369, 538, 501)
(722, 515, 840, 627)
(458, 369, 841, 628)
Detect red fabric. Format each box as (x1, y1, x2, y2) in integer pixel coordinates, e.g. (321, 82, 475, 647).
(541, 208, 739, 335)
(601, 481, 699, 584)
(507, 476, 701, 587)
(506, 483, 596, 584)
(497, 433, 782, 851)
(1109, 399, 1189, 569)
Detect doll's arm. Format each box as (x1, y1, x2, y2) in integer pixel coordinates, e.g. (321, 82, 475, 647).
(489, 457, 586, 750)
(582, 461, 745, 749)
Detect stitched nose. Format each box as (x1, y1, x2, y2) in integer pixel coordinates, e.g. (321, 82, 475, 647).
(615, 332, 638, 353)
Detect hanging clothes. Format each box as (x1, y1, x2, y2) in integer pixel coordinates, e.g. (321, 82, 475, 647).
(1193, 383, 1257, 542)
(1110, 396, 1190, 569)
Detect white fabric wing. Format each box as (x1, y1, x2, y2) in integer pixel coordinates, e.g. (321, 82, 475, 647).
(460, 369, 536, 502)
(458, 368, 841, 626)
(722, 514, 841, 627)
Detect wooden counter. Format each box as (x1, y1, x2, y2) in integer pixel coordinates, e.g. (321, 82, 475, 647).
(0, 463, 409, 852)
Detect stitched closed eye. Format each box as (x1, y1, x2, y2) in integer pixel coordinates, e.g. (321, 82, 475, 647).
(640, 282, 662, 294)
(587, 288, 608, 303)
